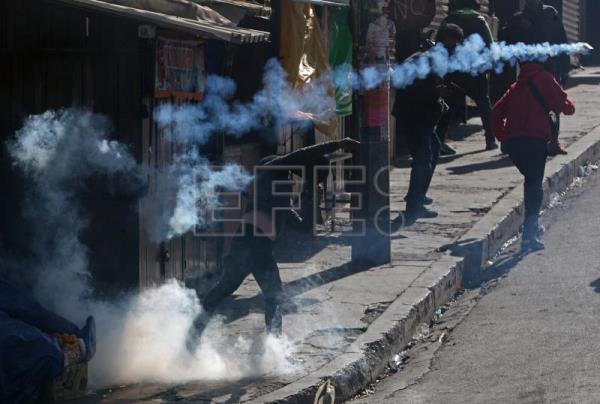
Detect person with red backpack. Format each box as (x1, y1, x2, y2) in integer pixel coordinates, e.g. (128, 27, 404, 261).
(492, 62, 575, 251)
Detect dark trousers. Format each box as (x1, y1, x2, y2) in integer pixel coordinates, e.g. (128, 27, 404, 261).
(504, 137, 548, 236)
(202, 227, 284, 334)
(437, 74, 494, 144)
(405, 127, 441, 211)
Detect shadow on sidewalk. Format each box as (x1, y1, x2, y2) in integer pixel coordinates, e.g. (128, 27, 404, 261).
(565, 75, 600, 89)
(219, 261, 373, 325)
(447, 123, 483, 141)
(137, 377, 273, 404)
(274, 230, 353, 263)
(447, 156, 512, 175)
(393, 148, 488, 169)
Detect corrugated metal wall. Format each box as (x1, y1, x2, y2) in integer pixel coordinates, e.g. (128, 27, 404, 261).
(562, 0, 580, 42)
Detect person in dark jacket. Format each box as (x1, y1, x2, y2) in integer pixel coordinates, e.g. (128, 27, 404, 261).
(393, 24, 464, 223)
(436, 0, 498, 153)
(187, 138, 359, 350)
(492, 62, 575, 251)
(0, 278, 96, 403)
(499, 0, 570, 155)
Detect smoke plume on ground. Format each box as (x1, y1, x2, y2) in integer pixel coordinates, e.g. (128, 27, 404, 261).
(91, 280, 297, 386)
(6, 109, 294, 387)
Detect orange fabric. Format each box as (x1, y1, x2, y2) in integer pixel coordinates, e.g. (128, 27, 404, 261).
(280, 0, 337, 139)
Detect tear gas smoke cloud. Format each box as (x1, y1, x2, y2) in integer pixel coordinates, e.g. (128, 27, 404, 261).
(167, 151, 252, 239)
(6, 109, 296, 387)
(7, 110, 137, 318)
(92, 280, 297, 386)
(155, 59, 337, 144)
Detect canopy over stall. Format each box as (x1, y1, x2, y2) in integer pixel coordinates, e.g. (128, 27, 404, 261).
(51, 0, 270, 43)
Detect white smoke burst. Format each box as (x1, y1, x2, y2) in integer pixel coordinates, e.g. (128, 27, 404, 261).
(91, 280, 297, 386)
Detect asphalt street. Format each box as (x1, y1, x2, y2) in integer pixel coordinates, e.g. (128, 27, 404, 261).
(355, 167, 600, 403)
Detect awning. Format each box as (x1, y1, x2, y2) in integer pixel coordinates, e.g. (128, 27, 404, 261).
(200, 0, 271, 25)
(202, 0, 271, 17)
(293, 0, 350, 6)
(51, 0, 270, 43)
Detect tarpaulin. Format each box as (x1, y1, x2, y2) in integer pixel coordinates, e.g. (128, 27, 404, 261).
(280, 0, 337, 139)
(0, 278, 81, 404)
(328, 8, 353, 117)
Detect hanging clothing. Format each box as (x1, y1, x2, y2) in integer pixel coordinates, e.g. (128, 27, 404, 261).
(280, 0, 337, 139)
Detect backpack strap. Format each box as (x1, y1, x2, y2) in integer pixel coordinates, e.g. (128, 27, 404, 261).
(527, 80, 559, 141)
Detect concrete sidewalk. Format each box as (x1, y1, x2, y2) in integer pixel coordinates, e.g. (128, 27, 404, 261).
(88, 68, 600, 403)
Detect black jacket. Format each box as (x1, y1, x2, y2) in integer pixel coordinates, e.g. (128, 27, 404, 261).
(500, 5, 570, 79)
(393, 52, 445, 129)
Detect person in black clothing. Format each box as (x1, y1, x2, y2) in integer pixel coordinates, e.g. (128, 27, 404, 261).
(393, 24, 464, 224)
(502, 0, 570, 83)
(436, 0, 498, 153)
(499, 0, 570, 155)
(187, 138, 359, 350)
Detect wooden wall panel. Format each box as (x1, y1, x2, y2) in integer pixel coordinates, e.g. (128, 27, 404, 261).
(1, 0, 144, 293)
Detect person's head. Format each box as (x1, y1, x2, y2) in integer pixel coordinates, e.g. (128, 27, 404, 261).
(454, 0, 480, 10)
(524, 0, 542, 9)
(437, 24, 465, 52)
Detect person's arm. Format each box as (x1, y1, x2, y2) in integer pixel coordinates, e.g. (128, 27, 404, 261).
(266, 138, 360, 167)
(491, 86, 512, 142)
(537, 72, 575, 115)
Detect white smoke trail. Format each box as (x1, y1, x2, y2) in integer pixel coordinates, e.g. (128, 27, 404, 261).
(158, 36, 590, 147)
(157, 36, 590, 238)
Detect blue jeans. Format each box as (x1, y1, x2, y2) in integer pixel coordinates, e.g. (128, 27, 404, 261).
(405, 127, 441, 211)
(504, 137, 547, 235)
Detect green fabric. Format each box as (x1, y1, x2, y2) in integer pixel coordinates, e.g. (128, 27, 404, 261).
(328, 8, 353, 117)
(450, 8, 480, 18)
(451, 8, 494, 44)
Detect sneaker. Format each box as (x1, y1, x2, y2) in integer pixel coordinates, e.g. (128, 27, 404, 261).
(547, 141, 568, 156)
(485, 141, 499, 151)
(522, 237, 545, 252)
(405, 207, 438, 224)
(439, 142, 457, 156)
(404, 196, 433, 205)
